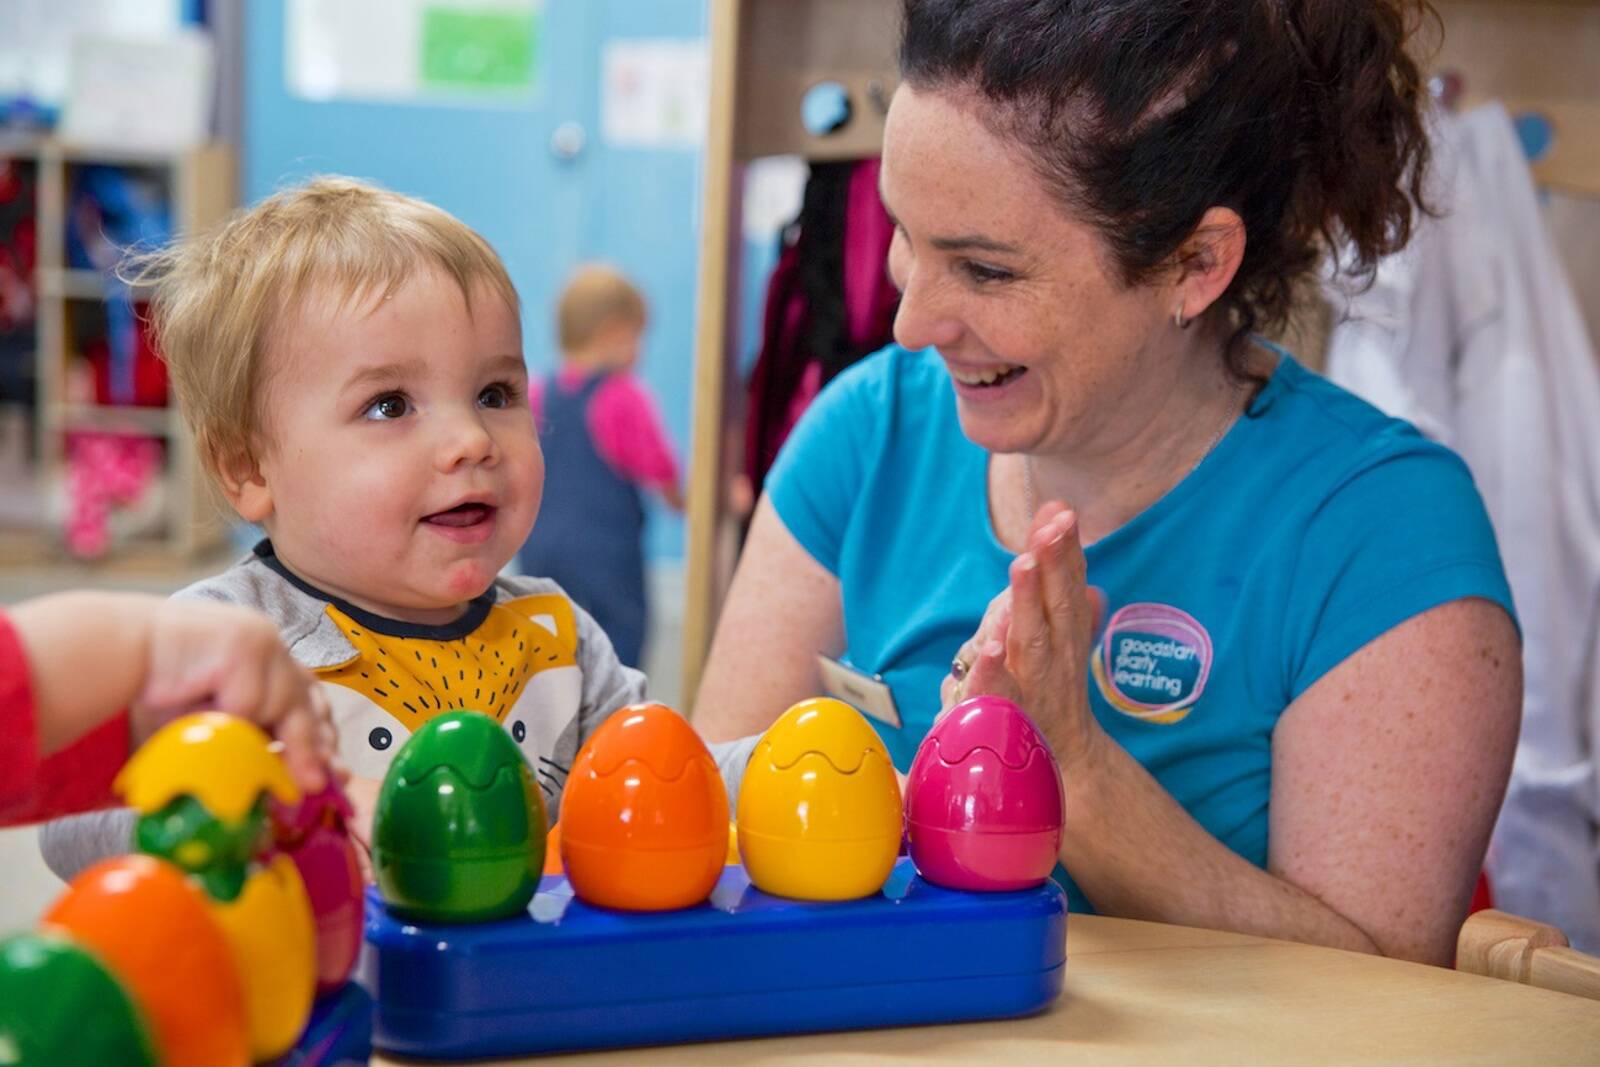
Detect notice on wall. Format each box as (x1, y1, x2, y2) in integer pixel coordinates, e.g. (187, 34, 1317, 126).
(0, 0, 186, 115)
(59, 30, 214, 149)
(601, 39, 707, 149)
(288, 0, 541, 106)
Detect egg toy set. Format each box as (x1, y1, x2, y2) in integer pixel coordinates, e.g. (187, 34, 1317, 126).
(364, 696, 1068, 1059)
(0, 713, 371, 1066)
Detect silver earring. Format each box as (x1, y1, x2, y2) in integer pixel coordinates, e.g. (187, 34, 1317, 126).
(1174, 304, 1189, 330)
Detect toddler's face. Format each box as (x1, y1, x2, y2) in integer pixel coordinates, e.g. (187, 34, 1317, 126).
(246, 267, 541, 624)
(589, 317, 644, 372)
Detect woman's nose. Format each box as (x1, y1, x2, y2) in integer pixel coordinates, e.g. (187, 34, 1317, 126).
(892, 267, 962, 352)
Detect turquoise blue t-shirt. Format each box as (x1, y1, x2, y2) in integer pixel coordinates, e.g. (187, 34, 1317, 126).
(767, 344, 1516, 912)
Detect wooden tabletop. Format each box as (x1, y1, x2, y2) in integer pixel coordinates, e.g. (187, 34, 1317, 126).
(375, 914, 1600, 1065)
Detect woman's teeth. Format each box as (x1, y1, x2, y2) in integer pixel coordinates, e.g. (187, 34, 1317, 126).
(953, 365, 1025, 387)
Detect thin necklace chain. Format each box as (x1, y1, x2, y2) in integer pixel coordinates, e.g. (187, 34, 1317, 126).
(1023, 377, 1245, 522)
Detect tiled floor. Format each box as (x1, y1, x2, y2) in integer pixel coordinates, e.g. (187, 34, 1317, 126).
(0, 555, 687, 929)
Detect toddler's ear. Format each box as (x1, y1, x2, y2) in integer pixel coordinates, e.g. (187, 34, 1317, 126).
(216, 447, 274, 523)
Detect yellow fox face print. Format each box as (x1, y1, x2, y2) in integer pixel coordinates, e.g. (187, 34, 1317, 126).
(317, 595, 581, 779)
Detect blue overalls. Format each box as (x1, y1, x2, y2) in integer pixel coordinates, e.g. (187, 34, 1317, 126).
(518, 372, 648, 666)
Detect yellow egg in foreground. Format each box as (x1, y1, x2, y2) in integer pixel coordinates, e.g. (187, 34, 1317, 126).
(208, 854, 317, 1059)
(737, 698, 903, 900)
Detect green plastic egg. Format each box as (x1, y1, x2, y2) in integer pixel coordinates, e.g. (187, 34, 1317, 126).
(372, 711, 547, 923)
(134, 793, 268, 903)
(0, 933, 158, 1067)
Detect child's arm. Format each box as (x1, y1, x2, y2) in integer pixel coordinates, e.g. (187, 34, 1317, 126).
(5, 592, 333, 829)
(590, 374, 684, 509)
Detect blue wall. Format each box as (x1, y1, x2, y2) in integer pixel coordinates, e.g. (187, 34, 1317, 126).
(245, 0, 711, 561)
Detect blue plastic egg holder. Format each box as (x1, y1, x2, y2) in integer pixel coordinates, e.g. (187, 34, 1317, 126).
(362, 857, 1066, 1059)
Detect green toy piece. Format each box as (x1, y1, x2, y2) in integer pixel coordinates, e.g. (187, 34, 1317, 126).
(0, 934, 159, 1067)
(134, 793, 269, 902)
(373, 711, 547, 923)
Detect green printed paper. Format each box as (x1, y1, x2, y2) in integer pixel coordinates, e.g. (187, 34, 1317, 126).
(420, 7, 540, 90)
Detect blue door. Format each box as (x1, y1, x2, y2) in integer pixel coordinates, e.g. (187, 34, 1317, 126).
(245, 0, 707, 560)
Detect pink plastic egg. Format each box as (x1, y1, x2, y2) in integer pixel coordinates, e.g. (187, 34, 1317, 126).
(270, 782, 363, 994)
(904, 696, 1064, 891)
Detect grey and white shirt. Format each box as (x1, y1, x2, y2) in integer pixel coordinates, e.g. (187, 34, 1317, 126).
(39, 543, 757, 882)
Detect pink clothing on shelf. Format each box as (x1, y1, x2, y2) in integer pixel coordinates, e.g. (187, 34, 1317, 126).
(531, 368, 680, 490)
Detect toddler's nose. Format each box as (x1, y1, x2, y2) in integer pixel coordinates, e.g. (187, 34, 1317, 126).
(437, 411, 497, 471)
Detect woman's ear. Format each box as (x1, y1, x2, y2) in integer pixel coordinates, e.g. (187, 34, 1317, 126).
(214, 445, 273, 524)
(1172, 206, 1246, 326)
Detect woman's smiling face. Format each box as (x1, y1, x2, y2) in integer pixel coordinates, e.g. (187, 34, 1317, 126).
(881, 83, 1177, 458)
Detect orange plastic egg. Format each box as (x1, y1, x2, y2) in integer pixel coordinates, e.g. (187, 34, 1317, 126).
(41, 855, 248, 1067)
(545, 820, 740, 875)
(545, 823, 564, 875)
(560, 703, 729, 910)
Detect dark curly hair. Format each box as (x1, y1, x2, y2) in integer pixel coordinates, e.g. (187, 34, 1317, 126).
(900, 0, 1438, 371)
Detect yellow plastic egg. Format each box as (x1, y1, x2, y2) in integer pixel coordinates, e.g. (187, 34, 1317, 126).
(208, 855, 317, 1060)
(736, 698, 903, 900)
(116, 712, 299, 821)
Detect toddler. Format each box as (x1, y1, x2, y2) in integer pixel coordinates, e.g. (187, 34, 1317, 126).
(41, 179, 754, 879)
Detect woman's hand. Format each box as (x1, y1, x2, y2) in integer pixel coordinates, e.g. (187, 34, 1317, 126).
(953, 501, 1106, 766)
(940, 588, 1017, 712)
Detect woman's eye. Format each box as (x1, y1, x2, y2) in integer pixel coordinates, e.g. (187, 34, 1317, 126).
(364, 393, 410, 420)
(962, 261, 1014, 285)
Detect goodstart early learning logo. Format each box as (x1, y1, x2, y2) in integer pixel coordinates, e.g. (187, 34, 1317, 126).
(1090, 602, 1213, 724)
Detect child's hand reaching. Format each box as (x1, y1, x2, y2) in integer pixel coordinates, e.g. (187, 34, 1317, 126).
(133, 598, 338, 793)
(12, 591, 336, 795)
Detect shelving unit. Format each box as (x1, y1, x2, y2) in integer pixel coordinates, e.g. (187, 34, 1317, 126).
(0, 135, 234, 563)
(682, 0, 901, 703)
(681, 0, 1600, 704)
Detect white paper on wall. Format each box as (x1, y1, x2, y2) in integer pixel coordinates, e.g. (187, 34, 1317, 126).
(0, 0, 185, 113)
(287, 0, 542, 106)
(601, 39, 708, 149)
(59, 30, 214, 149)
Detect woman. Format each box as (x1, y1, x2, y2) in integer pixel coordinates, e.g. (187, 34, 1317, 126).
(694, 0, 1520, 966)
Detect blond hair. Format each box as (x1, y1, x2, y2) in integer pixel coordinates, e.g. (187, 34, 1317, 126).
(557, 264, 646, 352)
(134, 176, 519, 481)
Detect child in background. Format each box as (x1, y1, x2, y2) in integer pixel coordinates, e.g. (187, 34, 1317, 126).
(518, 265, 684, 668)
(2, 590, 332, 827)
(39, 180, 755, 882)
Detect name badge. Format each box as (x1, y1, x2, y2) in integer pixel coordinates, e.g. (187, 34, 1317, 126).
(815, 655, 903, 729)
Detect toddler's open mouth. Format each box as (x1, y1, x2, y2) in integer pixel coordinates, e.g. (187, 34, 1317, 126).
(423, 503, 496, 528)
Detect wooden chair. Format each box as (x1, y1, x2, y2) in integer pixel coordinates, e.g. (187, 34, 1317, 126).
(1457, 909, 1600, 1001)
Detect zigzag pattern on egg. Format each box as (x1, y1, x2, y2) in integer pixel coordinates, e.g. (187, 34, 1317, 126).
(318, 595, 580, 733)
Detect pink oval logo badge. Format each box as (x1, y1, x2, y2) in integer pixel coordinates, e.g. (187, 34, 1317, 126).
(1090, 603, 1212, 725)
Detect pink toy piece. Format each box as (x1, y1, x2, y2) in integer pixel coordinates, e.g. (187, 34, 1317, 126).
(270, 780, 354, 847)
(905, 696, 1064, 891)
(271, 783, 363, 994)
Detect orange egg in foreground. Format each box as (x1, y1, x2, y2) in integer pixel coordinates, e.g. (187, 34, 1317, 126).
(42, 855, 248, 1067)
(560, 703, 728, 910)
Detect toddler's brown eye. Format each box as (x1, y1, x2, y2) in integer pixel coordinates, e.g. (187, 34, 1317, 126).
(365, 393, 409, 420)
